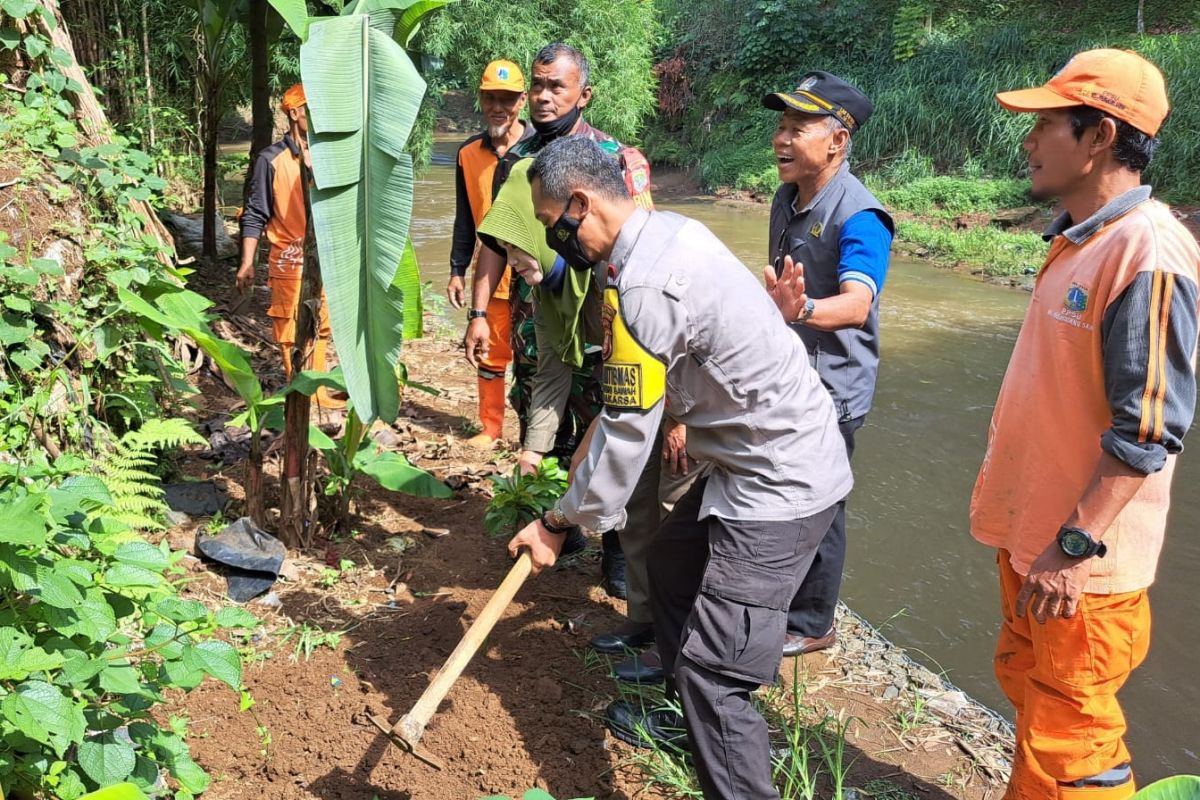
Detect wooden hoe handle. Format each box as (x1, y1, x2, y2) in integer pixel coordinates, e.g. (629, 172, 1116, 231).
(393, 550, 533, 745)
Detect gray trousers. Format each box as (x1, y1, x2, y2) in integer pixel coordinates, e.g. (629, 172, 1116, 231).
(648, 477, 838, 800)
(618, 429, 700, 624)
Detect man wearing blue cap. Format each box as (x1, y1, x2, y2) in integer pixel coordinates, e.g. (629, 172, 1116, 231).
(761, 72, 895, 658)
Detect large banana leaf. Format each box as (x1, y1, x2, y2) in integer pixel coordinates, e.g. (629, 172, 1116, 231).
(300, 6, 426, 423)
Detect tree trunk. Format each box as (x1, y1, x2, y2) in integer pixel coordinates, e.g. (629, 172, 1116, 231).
(201, 73, 221, 260)
(243, 0, 273, 205)
(278, 158, 322, 550)
(245, 425, 266, 528)
(141, 1, 155, 153)
(1137, 0, 1145, 34)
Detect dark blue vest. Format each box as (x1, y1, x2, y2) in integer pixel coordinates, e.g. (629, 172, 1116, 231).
(768, 163, 894, 421)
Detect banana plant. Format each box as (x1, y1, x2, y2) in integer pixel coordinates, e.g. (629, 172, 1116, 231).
(266, 0, 456, 424)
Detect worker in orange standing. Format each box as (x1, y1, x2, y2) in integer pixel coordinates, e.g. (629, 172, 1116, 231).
(971, 49, 1199, 800)
(448, 60, 533, 447)
(237, 83, 342, 409)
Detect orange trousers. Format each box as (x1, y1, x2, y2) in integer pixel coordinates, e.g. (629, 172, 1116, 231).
(268, 277, 341, 409)
(476, 293, 513, 439)
(994, 551, 1150, 800)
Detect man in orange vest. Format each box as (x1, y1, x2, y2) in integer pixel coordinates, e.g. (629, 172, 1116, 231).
(449, 60, 532, 447)
(972, 50, 1199, 800)
(237, 83, 342, 408)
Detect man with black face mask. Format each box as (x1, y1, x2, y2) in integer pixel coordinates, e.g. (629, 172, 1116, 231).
(465, 43, 688, 667)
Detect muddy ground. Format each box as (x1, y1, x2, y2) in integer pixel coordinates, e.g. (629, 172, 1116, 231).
(152, 250, 1012, 800)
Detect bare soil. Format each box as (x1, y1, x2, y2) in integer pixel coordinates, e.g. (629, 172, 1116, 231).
(159, 250, 1006, 800)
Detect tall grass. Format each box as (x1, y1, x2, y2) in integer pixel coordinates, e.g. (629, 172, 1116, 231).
(675, 27, 1200, 204)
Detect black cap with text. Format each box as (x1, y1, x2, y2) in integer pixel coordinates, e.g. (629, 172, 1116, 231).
(763, 71, 873, 134)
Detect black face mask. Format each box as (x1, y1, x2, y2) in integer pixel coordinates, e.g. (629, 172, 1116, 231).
(545, 200, 593, 271)
(531, 104, 582, 143)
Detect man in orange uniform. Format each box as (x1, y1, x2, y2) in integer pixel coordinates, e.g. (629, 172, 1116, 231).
(237, 84, 341, 408)
(971, 49, 1199, 800)
(448, 60, 533, 447)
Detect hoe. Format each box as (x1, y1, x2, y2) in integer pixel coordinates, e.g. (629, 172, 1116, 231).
(369, 550, 533, 769)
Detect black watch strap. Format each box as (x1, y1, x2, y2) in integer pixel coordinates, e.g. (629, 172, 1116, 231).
(467, 309, 488, 320)
(540, 509, 573, 534)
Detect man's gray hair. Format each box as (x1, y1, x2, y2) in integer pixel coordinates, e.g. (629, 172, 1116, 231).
(528, 137, 629, 203)
(826, 116, 853, 162)
(535, 42, 590, 89)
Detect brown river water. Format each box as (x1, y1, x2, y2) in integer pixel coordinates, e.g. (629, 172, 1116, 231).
(409, 139, 1199, 780)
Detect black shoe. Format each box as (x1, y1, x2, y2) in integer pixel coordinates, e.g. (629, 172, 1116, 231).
(601, 529, 627, 599)
(613, 647, 664, 684)
(604, 699, 689, 752)
(560, 526, 587, 558)
(589, 622, 654, 655)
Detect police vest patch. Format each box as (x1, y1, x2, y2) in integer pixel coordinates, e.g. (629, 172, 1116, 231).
(601, 288, 665, 411)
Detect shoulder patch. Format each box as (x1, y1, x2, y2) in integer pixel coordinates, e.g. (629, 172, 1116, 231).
(601, 288, 666, 411)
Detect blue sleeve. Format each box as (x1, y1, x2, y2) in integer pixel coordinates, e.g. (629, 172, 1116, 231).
(837, 209, 893, 297)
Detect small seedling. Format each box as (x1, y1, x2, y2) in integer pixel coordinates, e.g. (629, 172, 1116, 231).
(276, 623, 345, 661)
(317, 567, 340, 588)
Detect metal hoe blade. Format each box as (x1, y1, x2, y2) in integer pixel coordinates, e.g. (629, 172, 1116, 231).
(367, 713, 446, 771)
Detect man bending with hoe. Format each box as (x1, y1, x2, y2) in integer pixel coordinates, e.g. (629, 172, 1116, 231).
(972, 49, 1199, 800)
(508, 136, 851, 800)
(237, 84, 342, 408)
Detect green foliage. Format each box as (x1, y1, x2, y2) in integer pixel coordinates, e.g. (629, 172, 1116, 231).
(275, 623, 345, 661)
(869, 176, 1031, 216)
(419, 0, 660, 144)
(483, 458, 568, 537)
(95, 420, 208, 533)
(0, 17, 257, 797)
(892, 0, 930, 61)
(0, 455, 260, 797)
(1133, 776, 1200, 800)
(896, 219, 1047, 277)
(655, 2, 1200, 204)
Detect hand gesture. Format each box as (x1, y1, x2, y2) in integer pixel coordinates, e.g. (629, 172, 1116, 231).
(763, 255, 809, 322)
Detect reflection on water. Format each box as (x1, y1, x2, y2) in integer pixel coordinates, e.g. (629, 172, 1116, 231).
(411, 139, 1199, 779)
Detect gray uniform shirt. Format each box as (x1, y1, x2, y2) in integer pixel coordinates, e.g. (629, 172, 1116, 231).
(559, 209, 854, 531)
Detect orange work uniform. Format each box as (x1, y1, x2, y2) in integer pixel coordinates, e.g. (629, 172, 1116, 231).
(971, 188, 1200, 800)
(242, 134, 340, 408)
(450, 123, 533, 439)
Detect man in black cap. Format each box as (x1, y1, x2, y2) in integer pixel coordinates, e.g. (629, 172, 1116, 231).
(761, 71, 894, 658)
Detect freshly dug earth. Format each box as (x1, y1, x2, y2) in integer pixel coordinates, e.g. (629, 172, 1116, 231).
(165, 257, 1007, 800)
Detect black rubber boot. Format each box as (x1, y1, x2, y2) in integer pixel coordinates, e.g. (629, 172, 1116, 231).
(601, 529, 627, 599)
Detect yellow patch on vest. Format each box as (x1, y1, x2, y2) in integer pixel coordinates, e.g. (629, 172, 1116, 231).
(601, 287, 665, 411)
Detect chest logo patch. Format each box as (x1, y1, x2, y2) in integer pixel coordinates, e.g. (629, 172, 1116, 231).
(809, 222, 824, 239)
(1064, 283, 1089, 313)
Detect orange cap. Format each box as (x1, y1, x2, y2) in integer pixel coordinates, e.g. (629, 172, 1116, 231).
(281, 83, 307, 113)
(996, 49, 1169, 136)
(479, 60, 525, 93)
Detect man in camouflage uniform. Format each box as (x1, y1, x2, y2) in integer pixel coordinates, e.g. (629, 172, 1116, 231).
(463, 41, 654, 598)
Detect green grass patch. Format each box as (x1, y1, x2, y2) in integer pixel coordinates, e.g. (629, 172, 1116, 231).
(871, 176, 1032, 216)
(896, 219, 1048, 277)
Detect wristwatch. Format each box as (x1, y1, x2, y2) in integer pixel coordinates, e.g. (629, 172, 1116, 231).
(467, 309, 488, 320)
(797, 297, 816, 323)
(1057, 526, 1107, 559)
(540, 508, 573, 535)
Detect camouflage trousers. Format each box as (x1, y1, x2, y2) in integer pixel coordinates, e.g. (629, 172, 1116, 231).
(509, 275, 603, 459)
